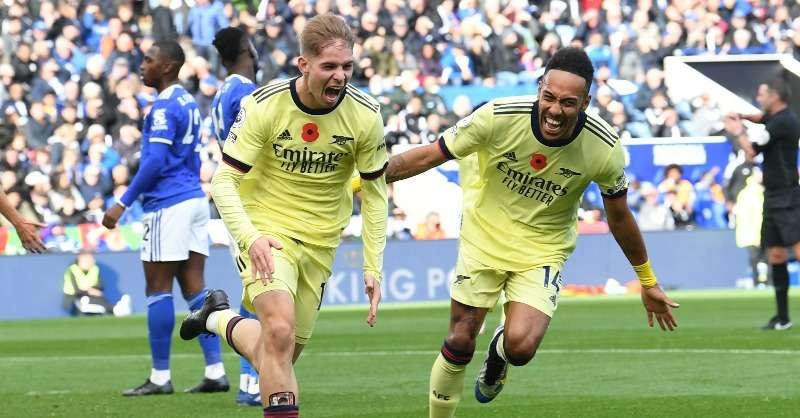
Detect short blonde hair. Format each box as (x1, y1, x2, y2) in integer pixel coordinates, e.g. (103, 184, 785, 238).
(300, 14, 355, 57)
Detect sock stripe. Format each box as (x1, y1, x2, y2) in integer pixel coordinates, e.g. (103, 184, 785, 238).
(440, 341, 472, 365)
(226, 316, 246, 358)
(264, 405, 299, 417)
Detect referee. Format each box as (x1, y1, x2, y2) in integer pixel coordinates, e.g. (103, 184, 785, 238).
(729, 77, 800, 330)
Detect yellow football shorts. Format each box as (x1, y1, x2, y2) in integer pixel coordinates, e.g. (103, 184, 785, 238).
(236, 231, 335, 345)
(451, 247, 563, 317)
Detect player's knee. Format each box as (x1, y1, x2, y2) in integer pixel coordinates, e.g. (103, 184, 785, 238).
(505, 346, 536, 366)
(445, 330, 477, 355)
(503, 331, 542, 366)
(768, 249, 788, 264)
(262, 320, 295, 351)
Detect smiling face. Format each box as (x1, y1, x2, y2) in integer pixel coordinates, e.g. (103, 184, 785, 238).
(537, 69, 589, 141)
(297, 39, 354, 109)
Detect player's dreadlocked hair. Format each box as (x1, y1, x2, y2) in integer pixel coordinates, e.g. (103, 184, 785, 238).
(543, 47, 595, 92)
(154, 40, 185, 68)
(213, 27, 247, 65)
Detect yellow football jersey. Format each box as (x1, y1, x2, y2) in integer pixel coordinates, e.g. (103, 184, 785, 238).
(219, 78, 388, 249)
(441, 96, 628, 271)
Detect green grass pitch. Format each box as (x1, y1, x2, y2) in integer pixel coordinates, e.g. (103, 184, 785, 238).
(1, 290, 798, 417)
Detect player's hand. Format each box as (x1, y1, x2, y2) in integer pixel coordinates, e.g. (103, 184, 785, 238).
(13, 219, 46, 253)
(364, 272, 381, 327)
(640, 286, 680, 331)
(102, 204, 125, 229)
(249, 235, 284, 285)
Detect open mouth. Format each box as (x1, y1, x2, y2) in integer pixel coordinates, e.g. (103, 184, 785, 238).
(324, 86, 343, 102)
(542, 116, 562, 136)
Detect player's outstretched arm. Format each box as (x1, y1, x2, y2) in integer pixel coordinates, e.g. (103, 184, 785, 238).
(385, 143, 450, 183)
(359, 173, 388, 326)
(0, 189, 45, 253)
(603, 194, 679, 331)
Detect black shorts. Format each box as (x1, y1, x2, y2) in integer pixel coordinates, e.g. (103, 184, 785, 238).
(761, 189, 800, 248)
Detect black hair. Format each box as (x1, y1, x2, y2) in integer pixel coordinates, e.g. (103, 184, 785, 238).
(153, 40, 185, 68)
(213, 27, 247, 65)
(664, 163, 683, 176)
(543, 47, 595, 92)
(764, 77, 791, 104)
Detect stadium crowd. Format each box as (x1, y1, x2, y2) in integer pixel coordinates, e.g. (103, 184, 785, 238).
(0, 0, 795, 252)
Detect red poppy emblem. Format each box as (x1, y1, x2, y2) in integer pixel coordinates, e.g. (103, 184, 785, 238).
(530, 153, 548, 170)
(301, 122, 319, 142)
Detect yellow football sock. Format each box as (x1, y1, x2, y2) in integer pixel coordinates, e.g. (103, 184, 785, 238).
(429, 353, 467, 418)
(212, 309, 239, 344)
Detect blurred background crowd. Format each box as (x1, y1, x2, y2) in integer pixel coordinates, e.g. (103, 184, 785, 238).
(0, 0, 793, 253)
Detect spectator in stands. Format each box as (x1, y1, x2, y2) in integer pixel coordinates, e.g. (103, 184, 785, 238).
(414, 211, 446, 240)
(658, 164, 695, 229)
(187, 0, 229, 69)
(637, 182, 675, 231)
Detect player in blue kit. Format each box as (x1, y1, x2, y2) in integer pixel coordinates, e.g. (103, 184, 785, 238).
(210, 26, 262, 406)
(102, 40, 229, 396)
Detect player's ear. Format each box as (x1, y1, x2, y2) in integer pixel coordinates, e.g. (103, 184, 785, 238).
(581, 93, 591, 111)
(297, 55, 309, 76)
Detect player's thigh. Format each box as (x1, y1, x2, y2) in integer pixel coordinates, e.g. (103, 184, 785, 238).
(294, 243, 336, 345)
(139, 199, 197, 262)
(240, 233, 301, 315)
(504, 264, 563, 318)
(450, 250, 506, 309)
(188, 197, 210, 257)
(762, 209, 787, 249)
(775, 206, 800, 247)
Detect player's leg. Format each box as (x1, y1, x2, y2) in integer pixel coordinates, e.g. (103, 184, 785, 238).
(122, 259, 181, 396)
(430, 250, 499, 418)
(430, 299, 488, 418)
(237, 304, 262, 406)
(178, 251, 229, 393)
(475, 265, 558, 403)
(762, 208, 792, 329)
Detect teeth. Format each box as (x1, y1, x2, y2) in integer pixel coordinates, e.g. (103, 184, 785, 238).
(545, 117, 561, 127)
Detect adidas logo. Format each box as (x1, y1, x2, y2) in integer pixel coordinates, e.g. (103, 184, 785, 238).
(503, 151, 517, 161)
(277, 129, 292, 141)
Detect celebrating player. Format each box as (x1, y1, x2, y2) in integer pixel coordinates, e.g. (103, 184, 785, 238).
(383, 47, 680, 417)
(180, 14, 388, 418)
(210, 26, 262, 406)
(102, 40, 228, 396)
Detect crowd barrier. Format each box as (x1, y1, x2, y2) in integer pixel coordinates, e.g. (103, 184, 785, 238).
(0, 229, 771, 320)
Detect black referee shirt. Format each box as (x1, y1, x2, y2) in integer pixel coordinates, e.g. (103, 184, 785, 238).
(753, 108, 800, 194)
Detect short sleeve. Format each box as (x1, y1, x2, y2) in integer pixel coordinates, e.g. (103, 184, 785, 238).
(355, 111, 389, 179)
(221, 96, 268, 173)
(595, 142, 629, 198)
(440, 102, 494, 159)
(148, 103, 178, 145)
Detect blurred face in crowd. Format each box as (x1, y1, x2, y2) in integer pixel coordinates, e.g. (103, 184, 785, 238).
(298, 39, 354, 109)
(537, 69, 589, 142)
(77, 252, 96, 271)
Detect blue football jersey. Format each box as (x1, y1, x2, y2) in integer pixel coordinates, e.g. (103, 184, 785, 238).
(137, 84, 205, 211)
(210, 74, 256, 142)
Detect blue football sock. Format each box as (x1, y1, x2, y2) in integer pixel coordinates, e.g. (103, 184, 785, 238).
(147, 292, 174, 371)
(239, 305, 259, 381)
(186, 289, 223, 366)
